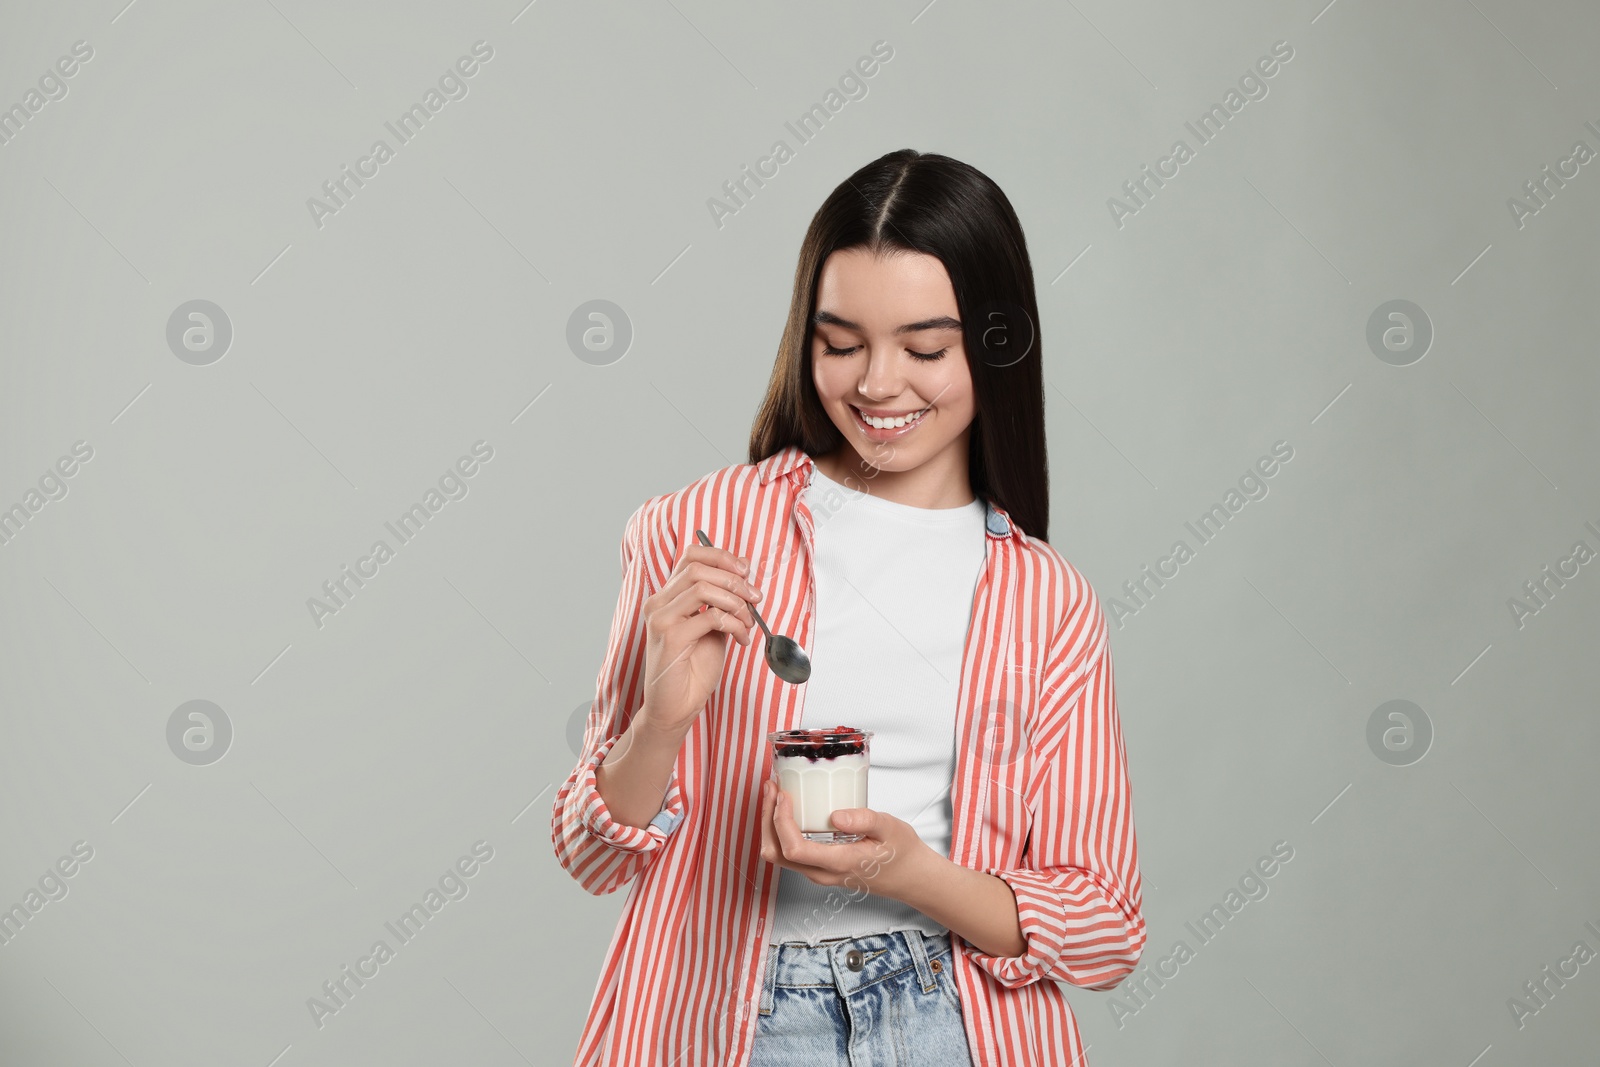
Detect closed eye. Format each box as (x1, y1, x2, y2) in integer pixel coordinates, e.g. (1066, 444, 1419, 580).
(821, 344, 947, 362)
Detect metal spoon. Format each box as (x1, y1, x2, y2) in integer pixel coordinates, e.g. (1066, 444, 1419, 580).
(695, 529, 811, 684)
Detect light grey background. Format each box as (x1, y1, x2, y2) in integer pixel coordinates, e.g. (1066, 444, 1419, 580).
(2, 0, 1597, 1064)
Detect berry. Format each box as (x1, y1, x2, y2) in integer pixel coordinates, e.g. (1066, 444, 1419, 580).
(773, 725, 867, 760)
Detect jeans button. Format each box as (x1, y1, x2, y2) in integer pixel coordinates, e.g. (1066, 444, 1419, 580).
(845, 949, 863, 971)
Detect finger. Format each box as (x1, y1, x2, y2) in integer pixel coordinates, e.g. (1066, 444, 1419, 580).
(767, 784, 856, 876)
(729, 608, 752, 647)
(662, 579, 761, 639)
(694, 560, 763, 607)
(772, 789, 803, 853)
(654, 586, 753, 650)
(670, 602, 753, 649)
(760, 780, 779, 863)
(666, 560, 763, 613)
(684, 541, 749, 574)
(670, 545, 752, 589)
(774, 790, 841, 872)
(659, 578, 757, 628)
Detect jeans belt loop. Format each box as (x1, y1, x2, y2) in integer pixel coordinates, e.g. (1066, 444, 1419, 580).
(757, 944, 780, 1016)
(902, 929, 937, 993)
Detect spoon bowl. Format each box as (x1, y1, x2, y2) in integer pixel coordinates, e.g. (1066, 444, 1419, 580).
(695, 529, 811, 684)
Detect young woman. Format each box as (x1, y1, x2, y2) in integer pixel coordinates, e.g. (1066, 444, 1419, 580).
(553, 149, 1145, 1066)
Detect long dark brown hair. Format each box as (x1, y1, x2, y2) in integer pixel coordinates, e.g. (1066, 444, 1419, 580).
(748, 148, 1051, 542)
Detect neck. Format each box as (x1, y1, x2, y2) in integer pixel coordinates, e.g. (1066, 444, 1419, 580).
(815, 436, 975, 510)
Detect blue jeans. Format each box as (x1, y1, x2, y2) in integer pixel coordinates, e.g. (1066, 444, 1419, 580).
(748, 929, 975, 1066)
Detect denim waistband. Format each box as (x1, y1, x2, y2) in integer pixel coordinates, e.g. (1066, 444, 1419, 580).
(758, 929, 950, 1015)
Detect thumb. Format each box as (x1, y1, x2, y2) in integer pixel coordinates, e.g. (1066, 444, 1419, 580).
(832, 808, 870, 831)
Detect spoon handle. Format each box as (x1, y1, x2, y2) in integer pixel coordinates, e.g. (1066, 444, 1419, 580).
(695, 529, 774, 639)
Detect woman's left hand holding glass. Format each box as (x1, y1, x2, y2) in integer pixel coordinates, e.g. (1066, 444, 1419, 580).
(759, 778, 934, 903)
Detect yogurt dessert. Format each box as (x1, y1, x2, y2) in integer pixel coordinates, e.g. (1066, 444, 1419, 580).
(768, 727, 872, 843)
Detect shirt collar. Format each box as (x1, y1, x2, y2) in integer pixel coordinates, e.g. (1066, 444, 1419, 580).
(756, 445, 1021, 542)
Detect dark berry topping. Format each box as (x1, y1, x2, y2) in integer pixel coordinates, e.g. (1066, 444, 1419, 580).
(772, 726, 867, 759)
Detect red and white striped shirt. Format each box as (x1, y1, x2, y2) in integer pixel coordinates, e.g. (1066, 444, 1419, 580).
(552, 445, 1145, 1066)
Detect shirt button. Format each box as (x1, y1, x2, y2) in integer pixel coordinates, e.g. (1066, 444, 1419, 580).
(845, 949, 863, 971)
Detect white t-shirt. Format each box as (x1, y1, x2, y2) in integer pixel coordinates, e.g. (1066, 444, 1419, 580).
(766, 462, 988, 945)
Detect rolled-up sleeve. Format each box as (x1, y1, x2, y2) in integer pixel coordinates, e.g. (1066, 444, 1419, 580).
(966, 583, 1146, 990)
(551, 498, 686, 896)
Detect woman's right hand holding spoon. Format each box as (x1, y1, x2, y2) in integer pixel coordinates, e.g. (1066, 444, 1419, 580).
(637, 542, 763, 737)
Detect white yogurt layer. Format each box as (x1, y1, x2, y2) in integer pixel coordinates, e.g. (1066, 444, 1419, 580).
(774, 751, 869, 833)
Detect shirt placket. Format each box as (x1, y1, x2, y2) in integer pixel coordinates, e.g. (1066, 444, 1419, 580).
(950, 524, 1005, 868)
(946, 510, 1017, 1064)
(744, 470, 819, 1054)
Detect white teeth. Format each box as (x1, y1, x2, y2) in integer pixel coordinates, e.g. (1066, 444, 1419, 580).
(858, 407, 926, 430)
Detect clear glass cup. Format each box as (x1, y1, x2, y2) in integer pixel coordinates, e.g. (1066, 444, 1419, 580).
(768, 728, 873, 843)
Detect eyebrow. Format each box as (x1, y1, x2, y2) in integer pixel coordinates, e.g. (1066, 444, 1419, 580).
(812, 311, 963, 334)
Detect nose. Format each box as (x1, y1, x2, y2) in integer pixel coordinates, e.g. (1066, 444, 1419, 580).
(856, 345, 905, 400)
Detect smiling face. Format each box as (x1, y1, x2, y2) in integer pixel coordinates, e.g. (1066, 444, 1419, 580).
(809, 247, 978, 509)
